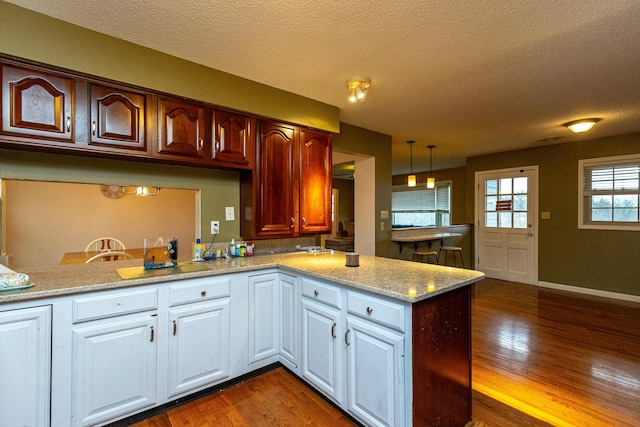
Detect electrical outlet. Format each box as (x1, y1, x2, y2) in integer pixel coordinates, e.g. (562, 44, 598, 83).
(211, 220, 220, 234)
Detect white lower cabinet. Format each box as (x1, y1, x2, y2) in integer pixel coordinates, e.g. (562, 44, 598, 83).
(167, 300, 230, 397)
(248, 272, 300, 371)
(0, 305, 52, 427)
(301, 278, 408, 426)
(72, 315, 158, 427)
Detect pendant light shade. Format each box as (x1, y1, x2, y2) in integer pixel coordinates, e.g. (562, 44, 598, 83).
(407, 141, 416, 187)
(427, 145, 436, 189)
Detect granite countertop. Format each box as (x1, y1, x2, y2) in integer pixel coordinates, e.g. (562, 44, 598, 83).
(1, 251, 484, 304)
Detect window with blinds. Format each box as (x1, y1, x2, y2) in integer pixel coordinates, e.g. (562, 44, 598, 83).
(392, 181, 451, 227)
(579, 154, 640, 230)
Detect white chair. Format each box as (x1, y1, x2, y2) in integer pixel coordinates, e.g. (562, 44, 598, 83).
(85, 237, 126, 253)
(85, 251, 134, 263)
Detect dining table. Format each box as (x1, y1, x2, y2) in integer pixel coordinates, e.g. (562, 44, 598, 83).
(391, 232, 462, 253)
(59, 248, 146, 265)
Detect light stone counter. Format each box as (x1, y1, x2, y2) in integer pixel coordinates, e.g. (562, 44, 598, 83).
(1, 251, 484, 304)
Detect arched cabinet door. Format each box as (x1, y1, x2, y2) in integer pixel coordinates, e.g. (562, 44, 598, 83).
(1, 63, 74, 142)
(299, 129, 332, 234)
(157, 96, 207, 160)
(89, 83, 147, 152)
(212, 109, 255, 168)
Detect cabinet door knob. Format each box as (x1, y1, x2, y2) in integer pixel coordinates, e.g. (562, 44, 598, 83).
(66, 117, 71, 132)
(366, 306, 373, 314)
(92, 121, 96, 136)
(150, 326, 155, 342)
(290, 217, 295, 229)
(331, 322, 336, 339)
(172, 320, 177, 336)
(301, 217, 306, 229)
(345, 328, 351, 346)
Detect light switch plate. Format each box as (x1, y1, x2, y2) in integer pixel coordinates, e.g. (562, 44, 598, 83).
(541, 211, 551, 219)
(225, 206, 235, 221)
(380, 210, 389, 219)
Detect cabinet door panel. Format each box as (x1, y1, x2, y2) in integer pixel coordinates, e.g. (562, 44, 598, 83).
(158, 97, 206, 159)
(1, 64, 73, 142)
(213, 110, 253, 166)
(301, 299, 342, 404)
(347, 317, 405, 427)
(248, 274, 280, 364)
(90, 84, 146, 150)
(279, 273, 298, 370)
(0, 305, 51, 427)
(299, 129, 332, 234)
(72, 316, 157, 427)
(168, 300, 230, 398)
(255, 122, 297, 237)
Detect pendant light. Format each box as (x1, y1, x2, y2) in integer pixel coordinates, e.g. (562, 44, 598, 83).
(426, 145, 436, 189)
(407, 141, 416, 187)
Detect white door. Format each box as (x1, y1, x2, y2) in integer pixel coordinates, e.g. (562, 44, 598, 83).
(475, 167, 538, 284)
(248, 274, 280, 365)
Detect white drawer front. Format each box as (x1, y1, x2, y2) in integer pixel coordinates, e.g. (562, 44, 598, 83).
(73, 288, 158, 323)
(347, 290, 406, 332)
(169, 277, 231, 306)
(302, 278, 341, 309)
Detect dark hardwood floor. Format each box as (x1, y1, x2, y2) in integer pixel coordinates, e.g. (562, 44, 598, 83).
(131, 278, 640, 426)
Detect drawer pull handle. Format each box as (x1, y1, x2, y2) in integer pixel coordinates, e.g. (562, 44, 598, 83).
(66, 117, 71, 132)
(314, 290, 319, 297)
(345, 328, 351, 346)
(201, 291, 206, 297)
(366, 306, 373, 314)
(331, 322, 336, 339)
(150, 326, 155, 342)
(173, 320, 177, 336)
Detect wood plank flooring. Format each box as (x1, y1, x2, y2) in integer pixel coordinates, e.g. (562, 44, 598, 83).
(130, 278, 640, 426)
(472, 278, 640, 426)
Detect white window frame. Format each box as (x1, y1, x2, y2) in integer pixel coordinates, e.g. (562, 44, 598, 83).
(391, 180, 452, 227)
(578, 153, 640, 231)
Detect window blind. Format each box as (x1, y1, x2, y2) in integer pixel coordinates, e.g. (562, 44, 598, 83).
(584, 164, 640, 192)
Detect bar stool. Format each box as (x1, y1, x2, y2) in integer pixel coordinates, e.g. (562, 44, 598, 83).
(413, 250, 438, 264)
(438, 246, 464, 268)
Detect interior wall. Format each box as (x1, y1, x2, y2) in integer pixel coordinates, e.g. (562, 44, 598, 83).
(5, 181, 195, 268)
(332, 123, 392, 256)
(332, 179, 354, 233)
(466, 131, 640, 297)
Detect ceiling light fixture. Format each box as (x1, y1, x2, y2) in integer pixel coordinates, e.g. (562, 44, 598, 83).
(564, 118, 601, 133)
(427, 145, 436, 189)
(347, 78, 371, 103)
(122, 186, 160, 196)
(407, 140, 416, 187)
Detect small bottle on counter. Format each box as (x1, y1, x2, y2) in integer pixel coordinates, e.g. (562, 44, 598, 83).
(247, 242, 254, 256)
(229, 239, 236, 257)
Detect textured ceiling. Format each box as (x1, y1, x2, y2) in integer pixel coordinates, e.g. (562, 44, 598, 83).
(6, 0, 640, 174)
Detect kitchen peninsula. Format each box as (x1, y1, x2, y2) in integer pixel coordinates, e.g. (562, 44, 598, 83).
(0, 251, 483, 427)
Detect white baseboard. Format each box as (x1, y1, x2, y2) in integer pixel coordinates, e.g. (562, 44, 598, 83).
(537, 281, 640, 303)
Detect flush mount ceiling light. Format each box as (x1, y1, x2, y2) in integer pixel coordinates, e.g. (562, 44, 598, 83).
(564, 118, 601, 133)
(347, 78, 371, 103)
(122, 186, 160, 196)
(427, 145, 436, 189)
(407, 140, 416, 187)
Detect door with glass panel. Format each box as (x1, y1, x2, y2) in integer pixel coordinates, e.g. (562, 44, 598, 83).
(475, 167, 537, 284)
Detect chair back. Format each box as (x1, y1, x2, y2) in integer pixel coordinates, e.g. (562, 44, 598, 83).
(85, 237, 126, 253)
(85, 251, 134, 263)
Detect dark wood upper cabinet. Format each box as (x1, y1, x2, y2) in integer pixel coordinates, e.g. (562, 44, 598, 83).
(89, 83, 146, 151)
(157, 97, 206, 160)
(299, 129, 332, 234)
(1, 63, 74, 143)
(212, 110, 254, 168)
(254, 121, 298, 238)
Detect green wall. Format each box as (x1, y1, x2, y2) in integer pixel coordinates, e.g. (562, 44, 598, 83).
(332, 123, 392, 256)
(466, 132, 640, 296)
(0, 1, 339, 133)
